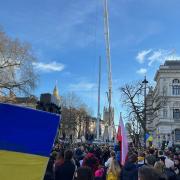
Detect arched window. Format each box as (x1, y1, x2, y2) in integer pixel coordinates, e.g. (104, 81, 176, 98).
(172, 79, 180, 95)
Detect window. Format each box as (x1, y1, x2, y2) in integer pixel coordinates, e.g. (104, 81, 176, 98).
(173, 79, 180, 83)
(173, 109, 180, 120)
(163, 109, 167, 118)
(175, 129, 180, 141)
(173, 85, 180, 95)
(172, 79, 180, 95)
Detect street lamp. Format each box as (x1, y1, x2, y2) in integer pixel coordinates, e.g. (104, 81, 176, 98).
(142, 76, 148, 148)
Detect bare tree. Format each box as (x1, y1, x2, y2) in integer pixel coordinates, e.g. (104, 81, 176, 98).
(120, 81, 166, 146)
(0, 30, 37, 102)
(60, 92, 91, 139)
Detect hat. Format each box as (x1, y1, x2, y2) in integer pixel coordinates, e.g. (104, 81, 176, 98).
(95, 168, 104, 177)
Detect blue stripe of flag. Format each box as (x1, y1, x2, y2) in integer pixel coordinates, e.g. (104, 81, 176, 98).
(0, 103, 60, 157)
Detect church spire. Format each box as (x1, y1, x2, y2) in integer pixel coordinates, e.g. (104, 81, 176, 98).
(53, 81, 60, 101)
(53, 85, 59, 98)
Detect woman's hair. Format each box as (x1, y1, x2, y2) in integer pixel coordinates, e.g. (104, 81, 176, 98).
(108, 159, 121, 178)
(110, 151, 116, 158)
(154, 161, 165, 174)
(76, 167, 94, 180)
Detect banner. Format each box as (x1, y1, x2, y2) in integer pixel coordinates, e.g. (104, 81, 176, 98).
(0, 103, 60, 180)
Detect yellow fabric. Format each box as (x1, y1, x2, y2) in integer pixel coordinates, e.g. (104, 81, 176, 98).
(107, 172, 119, 180)
(0, 150, 49, 180)
(147, 136, 153, 142)
(138, 157, 144, 161)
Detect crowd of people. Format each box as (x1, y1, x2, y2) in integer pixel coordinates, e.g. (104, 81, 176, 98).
(43, 142, 180, 180)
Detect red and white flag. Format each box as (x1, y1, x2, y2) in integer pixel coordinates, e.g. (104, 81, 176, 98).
(117, 113, 128, 165)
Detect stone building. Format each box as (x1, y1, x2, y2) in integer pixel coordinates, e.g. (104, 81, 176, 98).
(36, 85, 61, 114)
(0, 90, 38, 109)
(147, 60, 180, 148)
(75, 116, 105, 141)
(103, 107, 115, 141)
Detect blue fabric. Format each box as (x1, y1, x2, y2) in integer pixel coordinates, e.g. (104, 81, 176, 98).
(0, 103, 60, 157)
(116, 151, 121, 162)
(145, 133, 150, 141)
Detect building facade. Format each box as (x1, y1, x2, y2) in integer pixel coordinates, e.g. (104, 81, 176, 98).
(147, 61, 180, 148)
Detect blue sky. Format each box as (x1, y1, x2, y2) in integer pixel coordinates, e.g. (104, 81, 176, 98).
(1, 0, 180, 124)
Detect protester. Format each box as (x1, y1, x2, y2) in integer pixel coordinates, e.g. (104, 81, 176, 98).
(95, 163, 105, 180)
(54, 150, 64, 172)
(138, 165, 162, 180)
(44, 151, 57, 180)
(82, 147, 99, 175)
(164, 151, 174, 169)
(120, 153, 138, 180)
(107, 159, 121, 180)
(145, 148, 156, 167)
(55, 149, 75, 180)
(154, 161, 165, 174)
(145, 154, 156, 167)
(174, 158, 180, 177)
(137, 152, 145, 168)
(102, 146, 110, 165)
(75, 167, 94, 180)
(105, 151, 116, 168)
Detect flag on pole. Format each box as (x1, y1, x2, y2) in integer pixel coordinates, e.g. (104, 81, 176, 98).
(117, 113, 128, 165)
(0, 103, 60, 180)
(145, 133, 153, 142)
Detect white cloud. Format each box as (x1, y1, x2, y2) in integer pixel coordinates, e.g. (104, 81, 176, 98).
(69, 82, 96, 91)
(148, 49, 168, 66)
(136, 49, 180, 66)
(33, 61, 65, 72)
(148, 49, 180, 66)
(136, 68, 147, 75)
(136, 49, 152, 63)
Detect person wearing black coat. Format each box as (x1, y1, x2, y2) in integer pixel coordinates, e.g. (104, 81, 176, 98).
(120, 153, 138, 180)
(55, 149, 75, 180)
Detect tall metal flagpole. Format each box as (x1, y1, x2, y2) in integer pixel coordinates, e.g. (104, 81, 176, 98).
(97, 56, 101, 140)
(103, 0, 113, 140)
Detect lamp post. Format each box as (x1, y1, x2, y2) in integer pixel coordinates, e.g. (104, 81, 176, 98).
(142, 76, 148, 148)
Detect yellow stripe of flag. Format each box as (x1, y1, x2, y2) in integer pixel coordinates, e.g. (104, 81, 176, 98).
(0, 150, 48, 180)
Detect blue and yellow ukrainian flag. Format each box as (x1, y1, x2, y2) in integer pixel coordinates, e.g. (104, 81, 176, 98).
(0, 103, 60, 180)
(145, 133, 153, 142)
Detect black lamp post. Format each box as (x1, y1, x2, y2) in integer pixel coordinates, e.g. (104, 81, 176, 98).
(142, 76, 148, 148)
